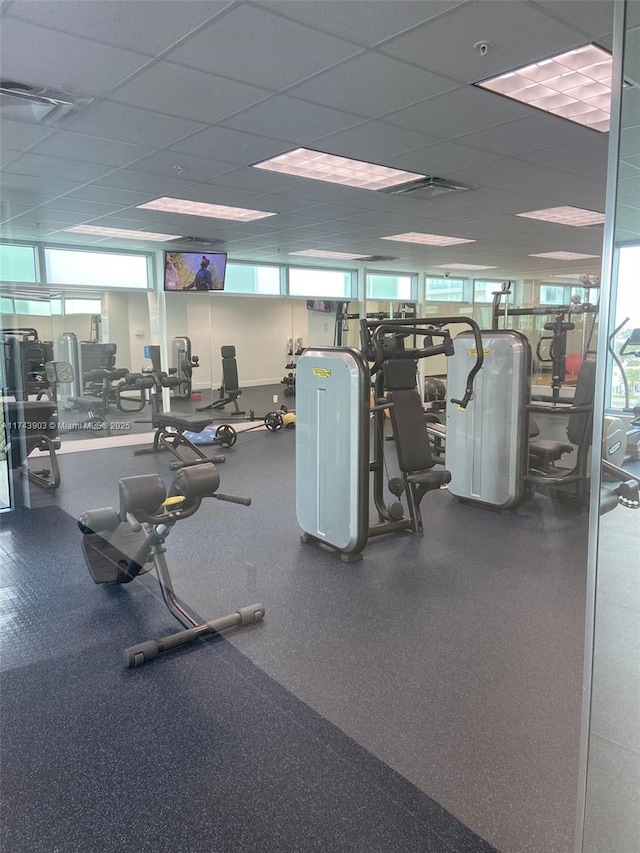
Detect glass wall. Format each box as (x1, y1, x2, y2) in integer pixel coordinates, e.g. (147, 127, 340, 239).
(578, 2, 640, 851)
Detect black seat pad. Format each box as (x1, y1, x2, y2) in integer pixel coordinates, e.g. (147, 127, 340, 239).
(529, 438, 573, 460)
(406, 470, 451, 488)
(154, 413, 212, 433)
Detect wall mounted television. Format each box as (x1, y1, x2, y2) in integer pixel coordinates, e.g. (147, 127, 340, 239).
(164, 251, 227, 292)
(306, 299, 333, 313)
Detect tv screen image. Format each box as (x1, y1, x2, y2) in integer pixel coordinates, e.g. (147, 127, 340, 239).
(306, 299, 333, 313)
(164, 251, 227, 292)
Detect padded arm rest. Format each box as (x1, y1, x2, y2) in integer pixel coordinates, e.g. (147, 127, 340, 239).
(529, 438, 574, 461)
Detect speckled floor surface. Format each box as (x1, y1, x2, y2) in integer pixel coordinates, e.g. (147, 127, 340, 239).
(1, 428, 594, 853)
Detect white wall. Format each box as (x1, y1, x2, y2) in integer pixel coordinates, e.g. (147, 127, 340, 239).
(177, 294, 302, 388)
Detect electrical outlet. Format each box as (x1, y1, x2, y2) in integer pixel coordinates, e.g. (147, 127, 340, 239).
(273, 394, 278, 403)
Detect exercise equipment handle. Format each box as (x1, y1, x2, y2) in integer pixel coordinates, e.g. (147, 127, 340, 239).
(212, 493, 252, 506)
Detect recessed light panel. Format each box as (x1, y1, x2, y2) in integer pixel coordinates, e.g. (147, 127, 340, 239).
(433, 263, 497, 270)
(253, 148, 425, 191)
(382, 232, 475, 246)
(65, 225, 181, 241)
(137, 197, 276, 221)
(516, 206, 606, 226)
(289, 249, 369, 260)
(477, 44, 612, 132)
(529, 251, 600, 260)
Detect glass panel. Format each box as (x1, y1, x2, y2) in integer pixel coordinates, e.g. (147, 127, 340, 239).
(581, 3, 640, 852)
(0, 244, 37, 283)
(366, 273, 414, 300)
(225, 262, 280, 295)
(425, 277, 468, 302)
(64, 298, 103, 315)
(44, 248, 149, 288)
(288, 267, 353, 298)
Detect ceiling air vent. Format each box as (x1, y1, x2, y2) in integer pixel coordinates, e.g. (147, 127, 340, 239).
(363, 255, 399, 263)
(0, 79, 93, 125)
(173, 236, 225, 246)
(379, 176, 476, 199)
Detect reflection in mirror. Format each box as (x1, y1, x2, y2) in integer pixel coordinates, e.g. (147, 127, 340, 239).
(581, 3, 640, 850)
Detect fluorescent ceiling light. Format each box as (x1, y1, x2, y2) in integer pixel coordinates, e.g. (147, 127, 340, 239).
(476, 43, 611, 132)
(65, 224, 181, 241)
(529, 251, 600, 260)
(516, 206, 605, 226)
(433, 263, 497, 270)
(289, 249, 369, 260)
(253, 147, 425, 191)
(382, 232, 475, 246)
(137, 197, 275, 221)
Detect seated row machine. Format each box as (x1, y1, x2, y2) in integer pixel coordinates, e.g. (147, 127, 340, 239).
(79, 463, 265, 667)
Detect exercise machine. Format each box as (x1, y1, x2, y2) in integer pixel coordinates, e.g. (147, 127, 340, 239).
(3, 398, 61, 490)
(197, 345, 244, 415)
(79, 463, 265, 667)
(296, 316, 483, 561)
(1, 327, 54, 400)
(171, 336, 199, 400)
(608, 318, 640, 460)
(129, 367, 227, 468)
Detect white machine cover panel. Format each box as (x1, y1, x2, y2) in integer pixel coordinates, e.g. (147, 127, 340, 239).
(446, 330, 531, 508)
(296, 347, 369, 552)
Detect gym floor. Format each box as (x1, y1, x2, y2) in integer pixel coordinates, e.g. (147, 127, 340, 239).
(1, 396, 606, 853)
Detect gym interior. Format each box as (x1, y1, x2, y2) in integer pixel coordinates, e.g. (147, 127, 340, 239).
(1, 3, 638, 852)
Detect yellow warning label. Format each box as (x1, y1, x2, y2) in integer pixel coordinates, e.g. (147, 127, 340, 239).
(468, 348, 490, 356)
(313, 367, 331, 378)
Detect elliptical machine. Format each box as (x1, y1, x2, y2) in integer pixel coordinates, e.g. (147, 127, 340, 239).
(79, 463, 265, 667)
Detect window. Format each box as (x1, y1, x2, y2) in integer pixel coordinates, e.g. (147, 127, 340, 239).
(425, 277, 468, 302)
(539, 283, 570, 304)
(13, 299, 51, 316)
(0, 244, 37, 283)
(44, 248, 149, 289)
(64, 298, 102, 314)
(366, 273, 414, 300)
(225, 263, 281, 295)
(473, 280, 510, 303)
(289, 267, 353, 298)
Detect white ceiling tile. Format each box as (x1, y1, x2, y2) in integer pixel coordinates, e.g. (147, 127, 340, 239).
(380, 0, 588, 84)
(0, 148, 21, 168)
(518, 136, 610, 175)
(93, 169, 193, 195)
(384, 85, 532, 138)
(288, 53, 457, 118)
(166, 4, 362, 89)
(530, 1, 614, 40)
(221, 96, 366, 143)
(0, 119, 55, 151)
(309, 121, 441, 161)
(6, 1, 229, 55)
(65, 185, 157, 206)
(169, 127, 293, 165)
(29, 131, 155, 169)
(0, 173, 82, 196)
(63, 102, 206, 147)
(385, 140, 501, 174)
(445, 158, 572, 189)
(0, 18, 151, 97)
(455, 114, 595, 157)
(35, 198, 126, 217)
(111, 63, 273, 124)
(258, 0, 463, 46)
(131, 151, 236, 183)
(208, 168, 304, 194)
(5, 152, 112, 183)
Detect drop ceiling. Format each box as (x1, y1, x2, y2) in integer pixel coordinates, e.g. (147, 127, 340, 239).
(0, 0, 635, 280)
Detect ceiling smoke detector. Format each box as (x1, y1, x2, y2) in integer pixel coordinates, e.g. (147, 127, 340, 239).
(0, 79, 93, 124)
(379, 176, 477, 199)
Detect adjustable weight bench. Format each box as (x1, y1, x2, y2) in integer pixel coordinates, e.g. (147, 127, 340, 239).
(197, 345, 244, 415)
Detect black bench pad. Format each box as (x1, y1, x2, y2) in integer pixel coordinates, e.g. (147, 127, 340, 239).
(154, 413, 212, 433)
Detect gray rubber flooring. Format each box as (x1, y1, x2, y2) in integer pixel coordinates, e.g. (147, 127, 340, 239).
(13, 427, 591, 853)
